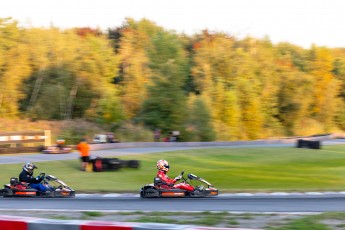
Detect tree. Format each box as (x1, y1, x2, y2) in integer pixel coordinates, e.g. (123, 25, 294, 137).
(19, 27, 123, 123)
(192, 33, 266, 140)
(115, 20, 152, 119)
(307, 46, 340, 131)
(136, 22, 190, 137)
(0, 18, 32, 118)
(186, 94, 215, 141)
(140, 61, 188, 136)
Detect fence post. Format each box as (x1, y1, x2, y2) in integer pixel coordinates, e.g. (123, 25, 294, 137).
(44, 130, 51, 147)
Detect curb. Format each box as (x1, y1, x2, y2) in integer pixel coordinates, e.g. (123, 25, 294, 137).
(0, 215, 262, 230)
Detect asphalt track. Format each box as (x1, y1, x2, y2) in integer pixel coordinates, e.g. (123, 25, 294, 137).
(1, 139, 345, 213)
(1, 195, 345, 212)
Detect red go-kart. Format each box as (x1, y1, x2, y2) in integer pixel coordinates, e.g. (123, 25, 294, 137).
(140, 171, 218, 198)
(0, 173, 75, 198)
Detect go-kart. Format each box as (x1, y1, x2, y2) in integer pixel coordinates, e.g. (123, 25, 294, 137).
(140, 171, 218, 198)
(42, 146, 72, 154)
(41, 139, 72, 154)
(0, 173, 75, 198)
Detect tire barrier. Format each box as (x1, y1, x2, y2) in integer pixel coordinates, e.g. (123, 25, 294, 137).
(0, 215, 261, 230)
(296, 139, 321, 149)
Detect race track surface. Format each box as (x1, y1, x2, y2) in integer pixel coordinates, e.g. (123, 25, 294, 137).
(1, 195, 345, 213)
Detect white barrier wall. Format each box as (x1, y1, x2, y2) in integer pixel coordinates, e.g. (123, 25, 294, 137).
(0, 130, 51, 147)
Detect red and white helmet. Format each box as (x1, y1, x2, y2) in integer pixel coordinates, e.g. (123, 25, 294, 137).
(156, 159, 169, 172)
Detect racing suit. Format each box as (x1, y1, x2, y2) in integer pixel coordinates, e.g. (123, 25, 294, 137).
(19, 170, 48, 192)
(156, 170, 178, 188)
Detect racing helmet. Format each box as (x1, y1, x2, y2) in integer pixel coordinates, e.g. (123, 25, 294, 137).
(156, 159, 169, 172)
(23, 162, 37, 174)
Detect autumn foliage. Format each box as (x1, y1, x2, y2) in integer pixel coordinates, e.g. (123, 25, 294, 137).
(1, 17, 345, 141)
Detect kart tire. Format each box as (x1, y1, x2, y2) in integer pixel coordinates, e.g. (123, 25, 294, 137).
(141, 188, 159, 198)
(1, 188, 13, 197)
(127, 160, 140, 168)
(102, 158, 121, 171)
(189, 189, 206, 197)
(41, 190, 54, 198)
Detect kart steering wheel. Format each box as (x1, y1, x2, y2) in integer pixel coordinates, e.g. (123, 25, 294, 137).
(180, 171, 186, 181)
(39, 173, 45, 180)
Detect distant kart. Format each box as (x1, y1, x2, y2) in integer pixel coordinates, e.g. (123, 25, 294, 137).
(90, 157, 140, 172)
(140, 171, 218, 198)
(42, 139, 72, 154)
(42, 146, 72, 154)
(0, 173, 75, 198)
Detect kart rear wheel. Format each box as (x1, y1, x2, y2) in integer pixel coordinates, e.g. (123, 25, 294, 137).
(141, 188, 160, 198)
(127, 160, 140, 168)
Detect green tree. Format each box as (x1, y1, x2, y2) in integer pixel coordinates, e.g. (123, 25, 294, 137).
(137, 22, 190, 137)
(71, 31, 122, 123)
(20, 27, 123, 123)
(115, 20, 152, 119)
(186, 94, 215, 141)
(140, 61, 188, 136)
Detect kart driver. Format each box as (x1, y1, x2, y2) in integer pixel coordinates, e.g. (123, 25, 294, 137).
(156, 159, 182, 188)
(19, 162, 50, 193)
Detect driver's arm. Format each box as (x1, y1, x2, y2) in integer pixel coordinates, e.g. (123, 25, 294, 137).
(158, 173, 175, 185)
(19, 173, 41, 184)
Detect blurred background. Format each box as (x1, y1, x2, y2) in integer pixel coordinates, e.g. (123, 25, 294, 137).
(1, 17, 345, 144)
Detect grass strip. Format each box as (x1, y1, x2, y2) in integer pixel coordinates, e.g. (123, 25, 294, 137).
(1, 145, 345, 192)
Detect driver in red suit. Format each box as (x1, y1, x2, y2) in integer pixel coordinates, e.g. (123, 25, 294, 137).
(156, 159, 182, 189)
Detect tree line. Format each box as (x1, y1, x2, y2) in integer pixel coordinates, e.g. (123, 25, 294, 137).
(1, 17, 345, 141)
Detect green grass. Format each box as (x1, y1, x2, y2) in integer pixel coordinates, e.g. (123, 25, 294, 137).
(133, 216, 179, 224)
(82, 211, 105, 217)
(3, 145, 345, 192)
(268, 216, 332, 230)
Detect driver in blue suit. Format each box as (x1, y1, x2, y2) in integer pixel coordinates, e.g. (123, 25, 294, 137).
(19, 162, 50, 192)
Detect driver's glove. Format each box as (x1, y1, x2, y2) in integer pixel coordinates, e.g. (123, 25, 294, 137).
(174, 175, 182, 181)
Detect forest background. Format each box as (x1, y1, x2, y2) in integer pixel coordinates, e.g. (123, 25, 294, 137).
(1, 17, 345, 144)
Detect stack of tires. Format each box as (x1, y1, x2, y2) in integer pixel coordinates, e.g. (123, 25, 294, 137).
(90, 157, 140, 172)
(296, 139, 321, 149)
